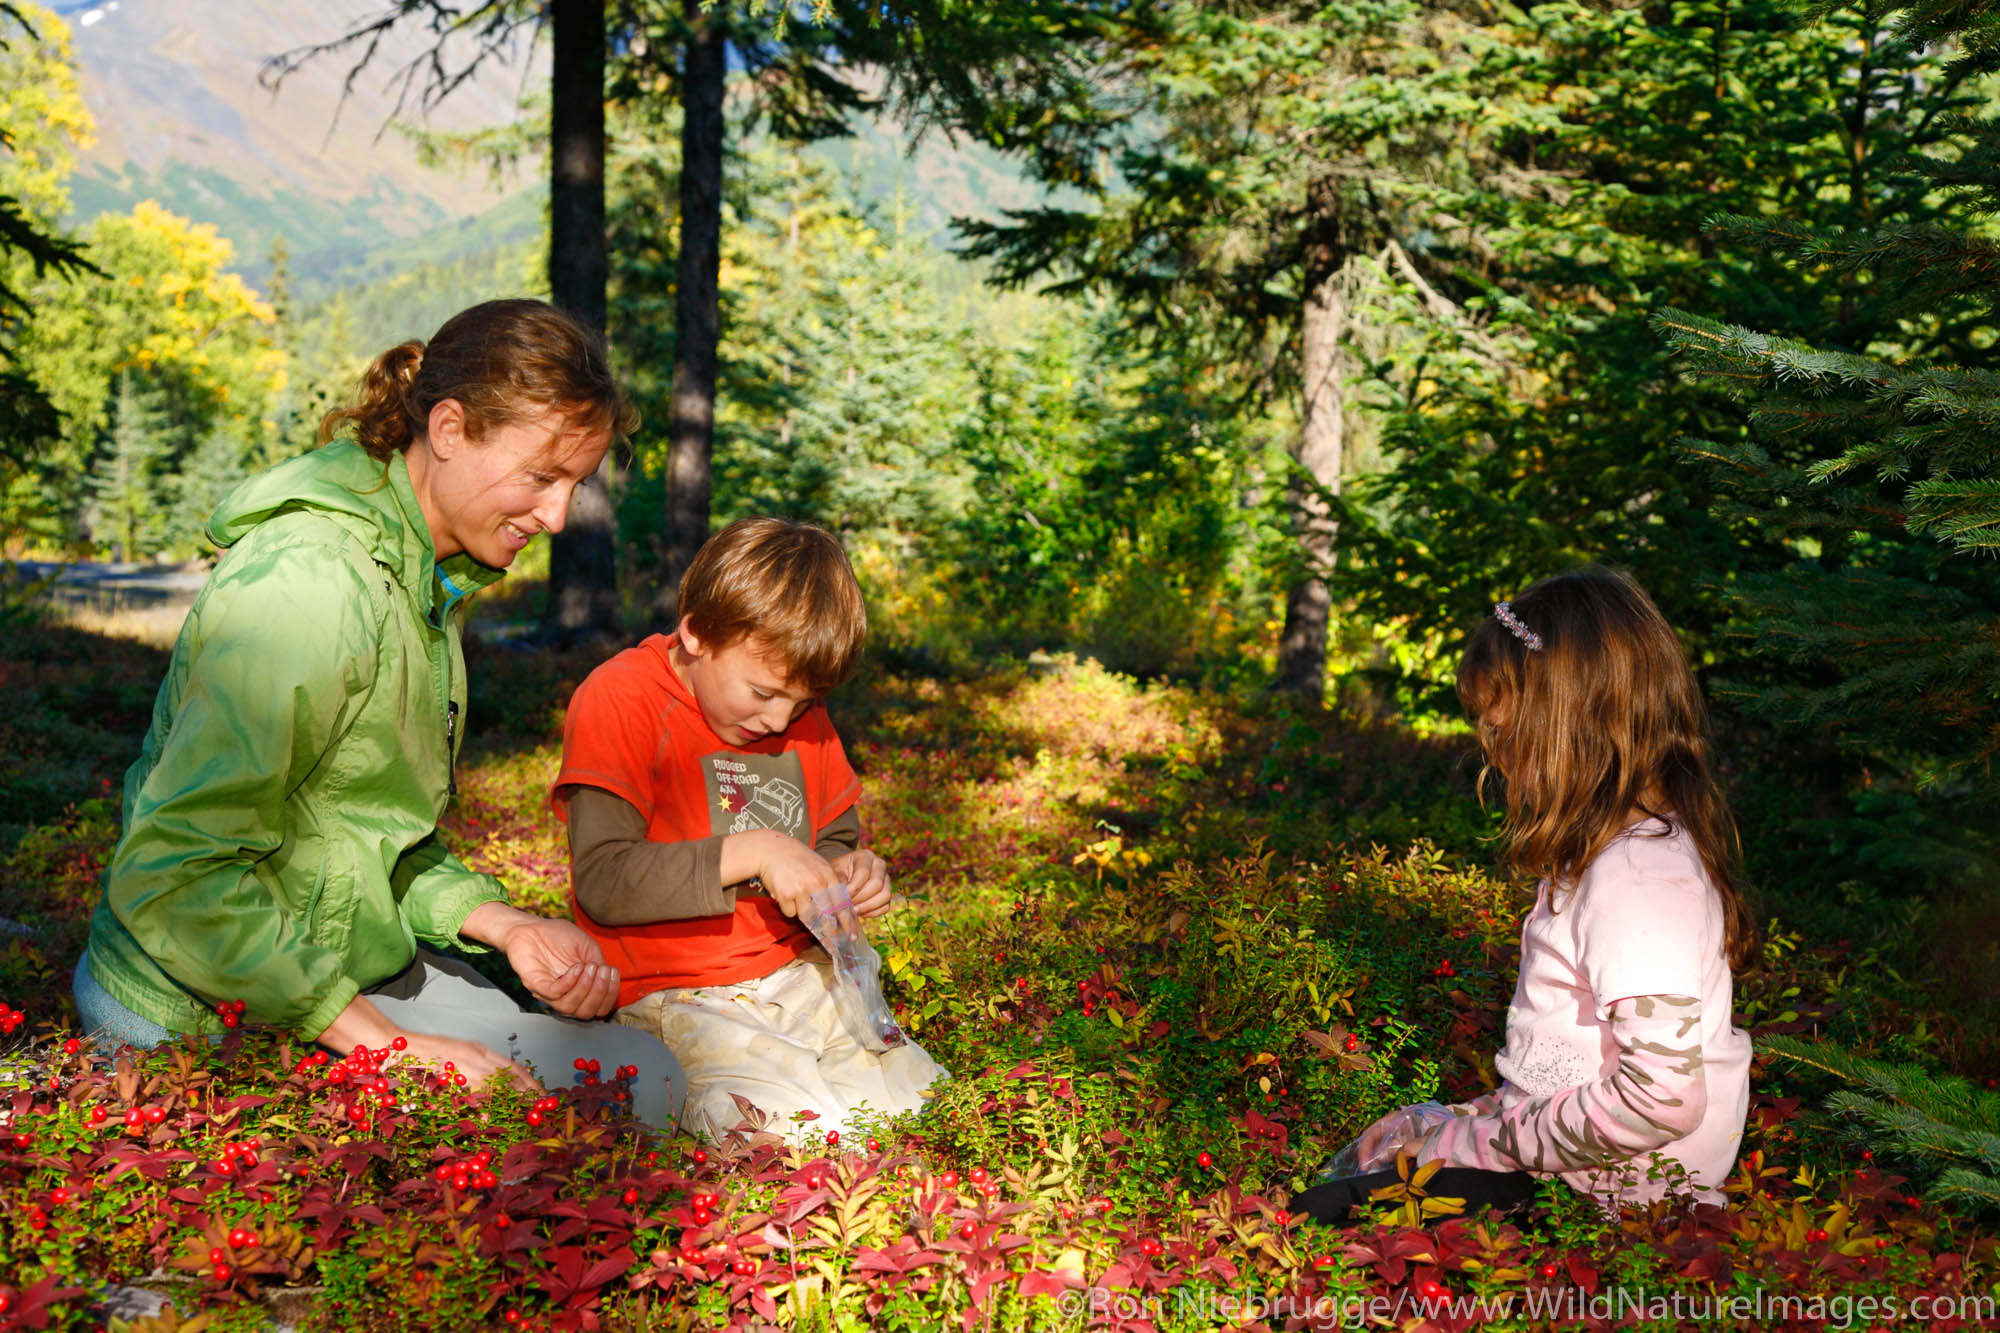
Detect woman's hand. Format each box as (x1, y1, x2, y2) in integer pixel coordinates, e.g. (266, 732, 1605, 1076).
(316, 995, 538, 1092)
(393, 1031, 540, 1092)
(461, 902, 621, 1019)
(828, 848, 892, 917)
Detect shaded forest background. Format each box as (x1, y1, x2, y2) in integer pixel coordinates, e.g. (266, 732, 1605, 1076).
(3, 0, 1997, 1045)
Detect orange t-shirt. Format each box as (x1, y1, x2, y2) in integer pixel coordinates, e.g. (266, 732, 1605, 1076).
(553, 633, 861, 1002)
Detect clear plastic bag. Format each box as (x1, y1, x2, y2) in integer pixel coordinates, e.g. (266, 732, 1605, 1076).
(1319, 1100, 1456, 1181)
(798, 882, 907, 1054)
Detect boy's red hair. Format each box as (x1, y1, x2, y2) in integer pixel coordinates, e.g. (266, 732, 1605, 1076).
(678, 517, 866, 696)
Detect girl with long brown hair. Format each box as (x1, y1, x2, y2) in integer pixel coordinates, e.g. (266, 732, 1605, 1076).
(1296, 568, 1755, 1220)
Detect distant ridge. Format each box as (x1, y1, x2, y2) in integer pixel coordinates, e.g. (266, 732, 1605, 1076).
(58, 0, 540, 282)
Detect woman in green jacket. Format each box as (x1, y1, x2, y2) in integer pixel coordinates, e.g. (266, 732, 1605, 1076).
(75, 299, 682, 1129)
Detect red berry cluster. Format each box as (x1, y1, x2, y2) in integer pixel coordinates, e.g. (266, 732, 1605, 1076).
(968, 1166, 999, 1199)
(296, 1044, 416, 1129)
(207, 1224, 260, 1281)
(121, 1104, 168, 1135)
(688, 1190, 721, 1226)
(572, 1056, 603, 1085)
(524, 1094, 561, 1128)
(0, 1002, 24, 1035)
(213, 999, 248, 1029)
(434, 1150, 499, 1192)
(1433, 959, 1456, 978)
(1343, 1034, 1361, 1053)
(209, 1138, 261, 1177)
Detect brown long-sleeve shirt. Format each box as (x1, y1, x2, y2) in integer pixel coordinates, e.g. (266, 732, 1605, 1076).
(565, 784, 861, 927)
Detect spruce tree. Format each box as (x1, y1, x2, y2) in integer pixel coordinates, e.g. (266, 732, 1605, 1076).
(168, 420, 248, 556)
(1324, 0, 1976, 707)
(1657, 1, 2000, 824)
(1761, 1034, 2000, 1218)
(87, 372, 168, 563)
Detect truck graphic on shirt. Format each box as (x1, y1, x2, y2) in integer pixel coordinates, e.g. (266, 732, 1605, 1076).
(702, 751, 811, 842)
(731, 778, 804, 834)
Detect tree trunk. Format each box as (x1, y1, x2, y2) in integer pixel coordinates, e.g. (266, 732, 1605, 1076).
(1274, 173, 1348, 699)
(652, 0, 725, 629)
(540, 0, 621, 645)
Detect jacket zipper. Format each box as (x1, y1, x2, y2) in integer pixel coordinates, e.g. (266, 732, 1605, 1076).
(446, 699, 459, 798)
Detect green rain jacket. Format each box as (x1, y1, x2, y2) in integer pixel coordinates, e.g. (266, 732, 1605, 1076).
(84, 440, 511, 1040)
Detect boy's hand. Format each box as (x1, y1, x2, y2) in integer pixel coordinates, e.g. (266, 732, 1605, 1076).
(755, 830, 842, 919)
(829, 849, 892, 917)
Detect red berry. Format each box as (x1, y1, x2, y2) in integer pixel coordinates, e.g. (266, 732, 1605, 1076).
(1539, 1262, 1559, 1278)
(1139, 1238, 1162, 1257)
(504, 1313, 521, 1326)
(1274, 1210, 1290, 1226)
(1314, 1253, 1335, 1268)
(209, 1247, 226, 1264)
(212, 1263, 232, 1282)
(62, 1038, 80, 1055)
(50, 1188, 69, 1205)
(867, 1138, 881, 1152)
(825, 1130, 840, 1146)
(959, 1222, 976, 1239)
(1861, 1150, 1874, 1161)
(495, 1214, 512, 1229)
(692, 1148, 708, 1164)
(144, 1106, 166, 1124)
(732, 1258, 756, 1277)
(969, 1167, 989, 1184)
(1196, 1151, 1213, 1168)
(1343, 1034, 1360, 1053)
(692, 1207, 712, 1226)
(622, 1188, 639, 1206)
(939, 1171, 959, 1188)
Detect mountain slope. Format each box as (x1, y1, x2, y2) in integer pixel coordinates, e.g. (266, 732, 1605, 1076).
(54, 0, 538, 272)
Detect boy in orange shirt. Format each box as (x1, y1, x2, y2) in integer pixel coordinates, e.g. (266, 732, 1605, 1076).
(553, 517, 945, 1141)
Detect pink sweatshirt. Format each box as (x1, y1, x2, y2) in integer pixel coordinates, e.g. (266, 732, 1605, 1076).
(1422, 818, 1752, 1207)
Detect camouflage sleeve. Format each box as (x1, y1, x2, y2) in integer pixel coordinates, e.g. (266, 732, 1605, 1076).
(1419, 995, 1708, 1175)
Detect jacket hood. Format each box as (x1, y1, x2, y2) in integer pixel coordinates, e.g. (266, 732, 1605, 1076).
(208, 440, 502, 604)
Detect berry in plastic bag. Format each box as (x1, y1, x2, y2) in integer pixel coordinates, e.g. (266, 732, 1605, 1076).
(1319, 1101, 1457, 1181)
(798, 882, 906, 1054)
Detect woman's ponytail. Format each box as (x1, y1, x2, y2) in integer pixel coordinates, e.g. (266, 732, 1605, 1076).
(319, 341, 425, 461)
(314, 300, 635, 463)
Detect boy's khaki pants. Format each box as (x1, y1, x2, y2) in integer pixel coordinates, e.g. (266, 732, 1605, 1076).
(617, 948, 946, 1143)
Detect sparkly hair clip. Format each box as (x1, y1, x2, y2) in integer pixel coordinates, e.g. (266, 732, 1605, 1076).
(1494, 601, 1543, 652)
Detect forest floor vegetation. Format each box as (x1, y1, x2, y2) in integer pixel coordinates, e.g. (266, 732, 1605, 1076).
(1, 615, 1996, 1331)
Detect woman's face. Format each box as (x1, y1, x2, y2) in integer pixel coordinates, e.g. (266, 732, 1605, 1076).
(416, 400, 611, 568)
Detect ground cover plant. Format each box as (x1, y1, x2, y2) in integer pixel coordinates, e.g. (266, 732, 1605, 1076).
(3, 618, 1998, 1331)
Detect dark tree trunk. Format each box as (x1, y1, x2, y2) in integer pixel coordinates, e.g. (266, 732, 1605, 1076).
(652, 0, 725, 628)
(541, 0, 621, 645)
(1274, 173, 1349, 699)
